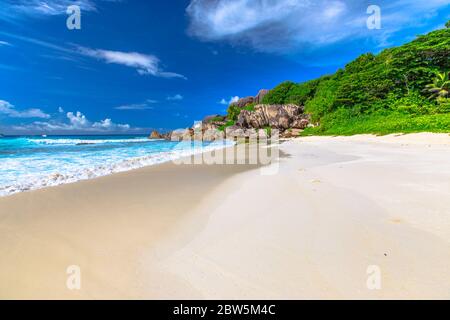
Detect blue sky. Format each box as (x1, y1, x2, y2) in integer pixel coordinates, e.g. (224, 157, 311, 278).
(0, 0, 449, 135)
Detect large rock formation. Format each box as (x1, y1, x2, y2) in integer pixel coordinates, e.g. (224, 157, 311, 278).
(160, 88, 311, 141)
(236, 104, 309, 130)
(255, 89, 269, 104)
(229, 90, 269, 108)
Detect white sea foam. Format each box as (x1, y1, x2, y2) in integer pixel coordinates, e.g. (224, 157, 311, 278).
(0, 140, 233, 197)
(28, 138, 155, 145)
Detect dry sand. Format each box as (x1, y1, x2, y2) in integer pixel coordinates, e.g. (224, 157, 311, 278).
(0, 133, 449, 299)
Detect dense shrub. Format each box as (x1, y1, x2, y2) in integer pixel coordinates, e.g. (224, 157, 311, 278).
(226, 103, 256, 122)
(388, 91, 435, 115)
(294, 26, 449, 134)
(261, 81, 297, 104)
(227, 104, 241, 121)
(243, 103, 256, 112)
(437, 98, 450, 113)
(218, 120, 235, 131)
(261, 79, 324, 106)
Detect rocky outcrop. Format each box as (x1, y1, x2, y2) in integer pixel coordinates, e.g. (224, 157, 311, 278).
(255, 89, 269, 104)
(160, 88, 311, 141)
(280, 128, 303, 138)
(229, 90, 269, 108)
(202, 114, 223, 123)
(169, 128, 194, 141)
(230, 96, 254, 108)
(201, 115, 226, 141)
(291, 117, 310, 129)
(202, 115, 226, 130)
(236, 104, 309, 130)
(148, 130, 162, 139)
(162, 103, 310, 141)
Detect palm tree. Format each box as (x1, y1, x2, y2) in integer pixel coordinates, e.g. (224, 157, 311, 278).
(424, 71, 449, 100)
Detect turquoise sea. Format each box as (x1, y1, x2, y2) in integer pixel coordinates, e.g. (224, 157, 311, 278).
(0, 135, 230, 196)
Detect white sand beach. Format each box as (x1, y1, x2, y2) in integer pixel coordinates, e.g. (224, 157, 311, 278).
(0, 133, 449, 299)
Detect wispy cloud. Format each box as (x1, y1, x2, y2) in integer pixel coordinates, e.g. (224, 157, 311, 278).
(0, 31, 75, 54)
(78, 47, 187, 79)
(0, 32, 185, 79)
(186, 0, 450, 53)
(0, 0, 123, 26)
(3, 0, 96, 18)
(0, 100, 50, 119)
(115, 98, 159, 110)
(173, 112, 188, 118)
(219, 96, 239, 105)
(0, 40, 11, 46)
(115, 103, 153, 110)
(167, 94, 184, 101)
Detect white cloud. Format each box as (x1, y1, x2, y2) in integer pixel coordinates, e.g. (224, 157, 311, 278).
(186, 0, 450, 52)
(115, 103, 153, 110)
(67, 111, 88, 128)
(167, 94, 184, 101)
(0, 40, 11, 46)
(93, 118, 130, 130)
(219, 96, 239, 105)
(58, 107, 64, 113)
(12, 110, 132, 133)
(0, 100, 50, 119)
(78, 47, 187, 79)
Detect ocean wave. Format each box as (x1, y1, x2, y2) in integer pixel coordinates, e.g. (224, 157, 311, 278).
(0, 141, 233, 197)
(27, 138, 156, 145)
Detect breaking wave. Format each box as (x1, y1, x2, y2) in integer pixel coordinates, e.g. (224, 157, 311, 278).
(27, 138, 155, 145)
(0, 138, 233, 197)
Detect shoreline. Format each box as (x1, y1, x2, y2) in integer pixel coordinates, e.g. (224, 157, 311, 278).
(1, 133, 449, 299)
(0, 139, 235, 198)
(0, 147, 261, 299)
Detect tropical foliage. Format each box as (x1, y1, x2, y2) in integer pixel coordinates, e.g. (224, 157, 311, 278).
(260, 23, 450, 135)
(424, 71, 449, 100)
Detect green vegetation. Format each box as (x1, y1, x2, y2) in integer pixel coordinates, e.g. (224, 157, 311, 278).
(424, 71, 449, 100)
(227, 104, 241, 121)
(218, 120, 235, 131)
(226, 102, 256, 121)
(243, 103, 256, 112)
(261, 24, 450, 135)
(208, 116, 225, 123)
(302, 111, 450, 136)
(262, 79, 323, 106)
